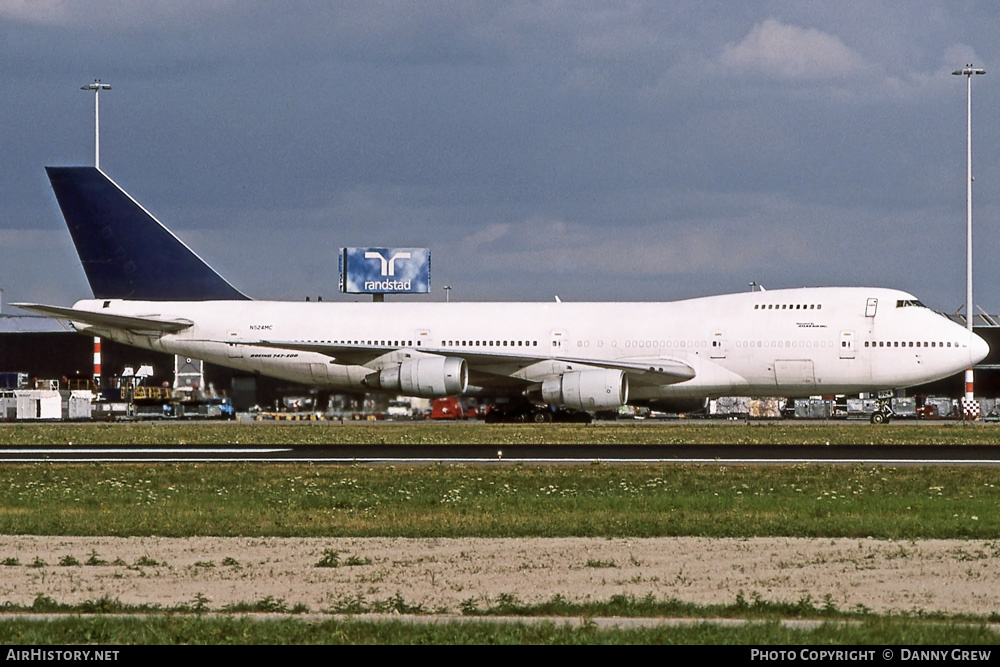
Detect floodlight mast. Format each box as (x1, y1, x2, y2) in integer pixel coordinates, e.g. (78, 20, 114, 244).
(80, 79, 111, 387)
(952, 65, 985, 403)
(80, 80, 111, 169)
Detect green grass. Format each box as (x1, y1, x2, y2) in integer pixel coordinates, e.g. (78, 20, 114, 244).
(0, 615, 996, 645)
(2, 422, 998, 644)
(3, 420, 1000, 444)
(4, 590, 999, 635)
(0, 462, 996, 538)
(5, 583, 1000, 644)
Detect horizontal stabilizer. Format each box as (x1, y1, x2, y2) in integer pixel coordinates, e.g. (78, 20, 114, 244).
(45, 167, 249, 301)
(12, 303, 193, 334)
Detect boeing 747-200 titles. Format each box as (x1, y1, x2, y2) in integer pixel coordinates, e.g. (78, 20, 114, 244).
(16, 167, 989, 423)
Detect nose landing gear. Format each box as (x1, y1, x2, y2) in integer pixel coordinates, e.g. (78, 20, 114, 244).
(870, 397, 894, 424)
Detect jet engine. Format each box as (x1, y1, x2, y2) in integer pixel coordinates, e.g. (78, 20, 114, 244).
(363, 356, 468, 398)
(539, 369, 628, 411)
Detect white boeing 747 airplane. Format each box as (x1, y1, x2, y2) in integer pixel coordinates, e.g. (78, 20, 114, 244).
(17, 167, 989, 423)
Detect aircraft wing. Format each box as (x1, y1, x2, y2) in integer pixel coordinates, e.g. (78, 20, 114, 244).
(12, 303, 194, 334)
(562, 356, 696, 387)
(254, 340, 696, 387)
(253, 340, 426, 366)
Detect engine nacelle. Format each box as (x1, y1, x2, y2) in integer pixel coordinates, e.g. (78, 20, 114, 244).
(540, 369, 628, 411)
(364, 356, 468, 398)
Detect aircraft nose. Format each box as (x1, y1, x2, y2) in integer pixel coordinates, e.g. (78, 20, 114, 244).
(970, 331, 990, 366)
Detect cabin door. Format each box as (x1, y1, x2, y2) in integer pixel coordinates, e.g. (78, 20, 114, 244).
(550, 330, 567, 356)
(414, 329, 431, 350)
(839, 330, 855, 359)
(710, 331, 726, 359)
(227, 331, 243, 359)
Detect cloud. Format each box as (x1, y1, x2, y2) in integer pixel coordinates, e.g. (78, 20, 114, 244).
(941, 44, 982, 71)
(881, 44, 987, 101)
(0, 0, 232, 27)
(461, 223, 513, 251)
(718, 18, 865, 81)
(452, 213, 784, 279)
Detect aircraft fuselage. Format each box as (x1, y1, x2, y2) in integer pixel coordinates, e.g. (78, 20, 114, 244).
(68, 286, 987, 403)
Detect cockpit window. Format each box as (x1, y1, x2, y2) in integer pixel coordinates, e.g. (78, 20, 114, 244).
(896, 299, 926, 308)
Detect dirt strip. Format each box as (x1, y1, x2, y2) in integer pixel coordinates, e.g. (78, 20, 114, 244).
(0, 536, 997, 616)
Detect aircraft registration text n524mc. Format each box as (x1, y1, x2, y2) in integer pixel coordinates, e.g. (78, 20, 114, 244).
(16, 167, 989, 423)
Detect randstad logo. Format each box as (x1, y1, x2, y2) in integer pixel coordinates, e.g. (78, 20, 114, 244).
(340, 247, 430, 294)
(365, 251, 411, 277)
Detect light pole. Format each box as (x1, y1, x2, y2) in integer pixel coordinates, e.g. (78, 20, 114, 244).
(952, 65, 985, 407)
(443, 285, 452, 303)
(81, 80, 111, 388)
(81, 80, 111, 169)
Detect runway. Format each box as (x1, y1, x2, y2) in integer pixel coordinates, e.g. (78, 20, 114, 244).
(3, 443, 1000, 464)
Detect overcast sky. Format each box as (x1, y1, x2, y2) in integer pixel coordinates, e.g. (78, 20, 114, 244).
(2, 1, 999, 314)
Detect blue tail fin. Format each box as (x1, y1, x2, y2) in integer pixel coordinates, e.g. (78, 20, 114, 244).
(46, 166, 250, 301)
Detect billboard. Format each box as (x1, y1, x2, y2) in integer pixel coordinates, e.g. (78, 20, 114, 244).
(340, 247, 431, 294)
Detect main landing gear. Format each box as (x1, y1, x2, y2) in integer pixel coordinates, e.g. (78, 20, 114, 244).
(484, 403, 592, 424)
